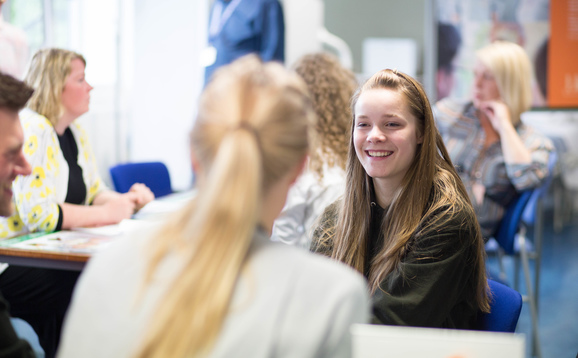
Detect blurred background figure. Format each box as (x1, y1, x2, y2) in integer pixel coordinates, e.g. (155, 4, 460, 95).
(434, 41, 554, 239)
(0, 0, 29, 79)
(272, 52, 357, 249)
(203, 0, 285, 84)
(1, 48, 154, 240)
(0, 48, 153, 358)
(436, 22, 461, 101)
(58, 55, 369, 358)
(0, 72, 37, 358)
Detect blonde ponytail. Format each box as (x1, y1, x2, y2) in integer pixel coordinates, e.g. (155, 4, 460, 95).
(134, 55, 313, 357)
(136, 128, 262, 358)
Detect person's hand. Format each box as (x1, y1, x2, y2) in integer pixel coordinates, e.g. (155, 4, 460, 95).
(101, 194, 137, 224)
(128, 183, 155, 212)
(478, 100, 512, 135)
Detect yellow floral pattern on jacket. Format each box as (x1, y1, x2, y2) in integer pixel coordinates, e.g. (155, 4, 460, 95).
(0, 109, 106, 239)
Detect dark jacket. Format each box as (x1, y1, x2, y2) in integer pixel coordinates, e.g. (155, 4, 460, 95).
(312, 197, 482, 329)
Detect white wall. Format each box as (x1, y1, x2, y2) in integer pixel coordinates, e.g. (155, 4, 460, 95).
(283, 0, 324, 67)
(129, 0, 207, 191)
(70, 0, 123, 190)
(77, 0, 434, 191)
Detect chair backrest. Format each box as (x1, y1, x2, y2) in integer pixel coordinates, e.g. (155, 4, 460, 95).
(493, 151, 557, 255)
(109, 161, 173, 198)
(478, 279, 523, 333)
(493, 190, 532, 255)
(521, 151, 558, 225)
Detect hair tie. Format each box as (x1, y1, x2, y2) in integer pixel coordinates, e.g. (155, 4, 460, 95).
(235, 121, 263, 155)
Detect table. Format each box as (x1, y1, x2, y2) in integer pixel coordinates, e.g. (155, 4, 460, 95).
(0, 190, 196, 271)
(0, 247, 89, 271)
(0, 231, 113, 271)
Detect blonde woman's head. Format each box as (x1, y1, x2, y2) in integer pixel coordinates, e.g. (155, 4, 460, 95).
(192, 54, 314, 193)
(24, 48, 86, 127)
(474, 41, 533, 125)
(292, 52, 357, 177)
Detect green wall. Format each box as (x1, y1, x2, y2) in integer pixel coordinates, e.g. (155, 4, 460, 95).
(324, 0, 427, 75)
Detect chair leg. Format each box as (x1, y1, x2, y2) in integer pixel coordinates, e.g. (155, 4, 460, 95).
(534, 200, 544, 312)
(519, 231, 542, 358)
(552, 177, 564, 233)
(496, 247, 508, 283)
(514, 253, 521, 291)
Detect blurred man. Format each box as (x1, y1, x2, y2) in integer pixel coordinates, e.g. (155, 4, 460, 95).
(203, 0, 285, 85)
(0, 71, 35, 357)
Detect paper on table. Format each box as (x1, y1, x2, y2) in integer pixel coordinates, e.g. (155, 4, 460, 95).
(72, 219, 159, 237)
(133, 190, 196, 220)
(3, 231, 114, 254)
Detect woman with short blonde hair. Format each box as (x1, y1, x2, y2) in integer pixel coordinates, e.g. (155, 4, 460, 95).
(434, 41, 554, 239)
(475, 41, 533, 126)
(0, 48, 154, 358)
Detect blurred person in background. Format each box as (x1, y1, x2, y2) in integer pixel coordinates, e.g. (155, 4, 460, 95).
(0, 0, 29, 79)
(433, 41, 554, 239)
(272, 52, 357, 249)
(0, 72, 36, 358)
(0, 48, 153, 358)
(203, 0, 285, 84)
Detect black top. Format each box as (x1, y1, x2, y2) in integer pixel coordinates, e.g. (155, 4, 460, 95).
(312, 196, 481, 330)
(55, 127, 87, 231)
(365, 201, 385, 277)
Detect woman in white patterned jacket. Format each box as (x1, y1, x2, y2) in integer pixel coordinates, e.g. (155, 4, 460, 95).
(0, 48, 154, 358)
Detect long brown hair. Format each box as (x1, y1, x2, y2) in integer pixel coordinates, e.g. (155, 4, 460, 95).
(318, 69, 489, 313)
(134, 55, 314, 357)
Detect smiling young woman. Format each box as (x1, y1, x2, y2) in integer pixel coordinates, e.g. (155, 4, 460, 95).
(312, 68, 490, 329)
(353, 88, 423, 208)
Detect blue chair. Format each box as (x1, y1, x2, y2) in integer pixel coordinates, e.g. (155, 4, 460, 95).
(109, 161, 173, 198)
(487, 152, 557, 358)
(488, 189, 541, 357)
(478, 279, 523, 333)
(11, 317, 45, 357)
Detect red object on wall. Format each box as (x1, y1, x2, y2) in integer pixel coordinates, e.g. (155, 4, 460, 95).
(549, 0, 578, 107)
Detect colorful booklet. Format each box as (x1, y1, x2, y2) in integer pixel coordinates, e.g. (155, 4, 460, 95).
(0, 231, 114, 254)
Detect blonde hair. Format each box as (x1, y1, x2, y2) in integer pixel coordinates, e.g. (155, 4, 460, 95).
(476, 41, 533, 126)
(135, 55, 314, 358)
(24, 48, 86, 127)
(292, 52, 357, 177)
(317, 69, 490, 313)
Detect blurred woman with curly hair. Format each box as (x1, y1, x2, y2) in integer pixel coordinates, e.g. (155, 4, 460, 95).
(272, 52, 357, 249)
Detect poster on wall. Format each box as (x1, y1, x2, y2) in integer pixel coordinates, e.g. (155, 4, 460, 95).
(549, 0, 578, 108)
(435, 0, 550, 106)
